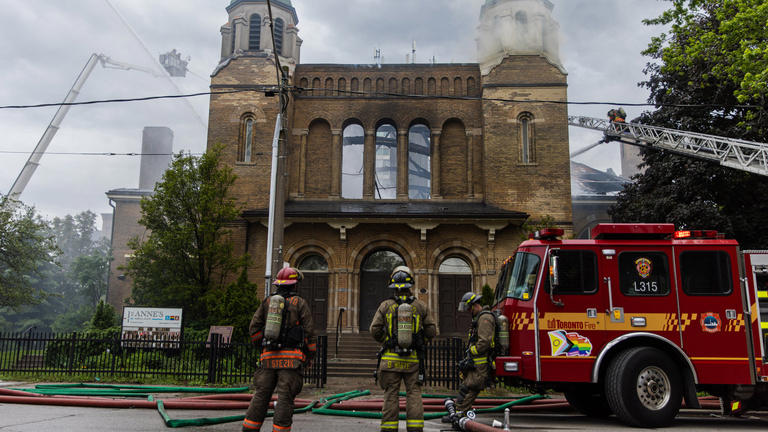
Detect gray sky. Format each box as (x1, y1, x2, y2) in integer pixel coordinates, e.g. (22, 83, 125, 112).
(0, 0, 670, 223)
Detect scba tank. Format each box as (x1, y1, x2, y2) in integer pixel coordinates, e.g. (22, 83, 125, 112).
(264, 295, 285, 341)
(397, 302, 414, 349)
(496, 314, 509, 351)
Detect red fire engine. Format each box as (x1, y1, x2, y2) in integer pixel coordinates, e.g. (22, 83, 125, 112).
(492, 223, 768, 427)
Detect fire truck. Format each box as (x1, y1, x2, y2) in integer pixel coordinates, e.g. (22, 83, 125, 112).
(487, 115, 768, 427)
(492, 224, 768, 427)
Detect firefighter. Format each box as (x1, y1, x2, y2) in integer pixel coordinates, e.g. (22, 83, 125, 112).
(444, 291, 495, 424)
(607, 107, 627, 123)
(243, 267, 316, 432)
(370, 266, 437, 432)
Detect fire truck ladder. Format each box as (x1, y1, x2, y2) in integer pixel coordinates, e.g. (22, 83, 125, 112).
(568, 116, 768, 177)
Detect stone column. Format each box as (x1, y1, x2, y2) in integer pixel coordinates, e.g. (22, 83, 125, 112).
(363, 129, 375, 199)
(220, 25, 232, 58)
(232, 17, 248, 55)
(430, 130, 442, 199)
(397, 130, 408, 199)
(298, 130, 308, 196)
(331, 129, 342, 197)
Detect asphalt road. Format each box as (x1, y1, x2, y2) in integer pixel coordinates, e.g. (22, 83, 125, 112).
(1, 404, 768, 431)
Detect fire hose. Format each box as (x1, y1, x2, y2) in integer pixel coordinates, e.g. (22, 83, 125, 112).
(0, 384, 726, 429)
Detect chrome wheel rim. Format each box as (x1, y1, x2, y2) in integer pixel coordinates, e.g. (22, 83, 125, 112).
(636, 366, 671, 411)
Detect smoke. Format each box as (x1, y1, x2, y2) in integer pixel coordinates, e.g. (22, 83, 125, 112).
(478, 0, 563, 74)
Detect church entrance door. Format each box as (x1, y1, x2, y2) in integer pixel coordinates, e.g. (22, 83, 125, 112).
(359, 250, 405, 331)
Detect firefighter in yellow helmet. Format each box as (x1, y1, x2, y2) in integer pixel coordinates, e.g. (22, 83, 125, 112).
(242, 267, 316, 432)
(370, 266, 436, 432)
(444, 291, 495, 425)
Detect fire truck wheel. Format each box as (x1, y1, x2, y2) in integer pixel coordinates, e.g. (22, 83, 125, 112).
(564, 385, 612, 417)
(604, 346, 682, 428)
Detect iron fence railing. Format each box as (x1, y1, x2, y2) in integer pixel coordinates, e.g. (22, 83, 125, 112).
(424, 337, 465, 389)
(0, 332, 327, 387)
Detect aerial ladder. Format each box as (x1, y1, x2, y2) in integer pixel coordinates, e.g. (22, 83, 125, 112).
(8, 54, 168, 199)
(568, 116, 768, 177)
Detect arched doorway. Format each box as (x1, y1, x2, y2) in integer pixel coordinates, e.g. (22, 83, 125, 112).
(298, 254, 329, 333)
(359, 250, 405, 331)
(438, 257, 473, 335)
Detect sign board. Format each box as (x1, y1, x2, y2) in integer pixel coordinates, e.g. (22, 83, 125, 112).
(207, 326, 234, 346)
(121, 307, 183, 348)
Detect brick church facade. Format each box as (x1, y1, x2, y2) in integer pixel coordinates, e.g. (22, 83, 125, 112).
(208, 0, 572, 334)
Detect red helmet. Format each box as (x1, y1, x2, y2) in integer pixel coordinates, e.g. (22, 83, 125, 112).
(273, 267, 303, 286)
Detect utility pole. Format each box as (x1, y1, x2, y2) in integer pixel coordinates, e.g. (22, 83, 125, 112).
(264, 0, 289, 298)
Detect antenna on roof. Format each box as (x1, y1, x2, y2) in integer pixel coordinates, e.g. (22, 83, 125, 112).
(412, 40, 416, 64)
(374, 48, 382, 68)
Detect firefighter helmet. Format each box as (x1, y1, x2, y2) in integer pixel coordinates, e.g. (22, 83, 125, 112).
(388, 266, 414, 290)
(458, 291, 482, 312)
(273, 267, 303, 286)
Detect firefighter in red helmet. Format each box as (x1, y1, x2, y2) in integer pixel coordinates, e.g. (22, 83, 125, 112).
(242, 267, 316, 432)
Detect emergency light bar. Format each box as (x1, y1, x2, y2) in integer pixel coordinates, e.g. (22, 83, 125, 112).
(673, 230, 720, 239)
(531, 228, 564, 240)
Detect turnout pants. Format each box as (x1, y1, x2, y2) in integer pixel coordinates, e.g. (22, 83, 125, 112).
(456, 363, 490, 413)
(243, 368, 304, 432)
(379, 370, 424, 432)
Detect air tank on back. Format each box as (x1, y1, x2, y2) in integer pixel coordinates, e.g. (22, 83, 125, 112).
(397, 302, 414, 350)
(264, 294, 285, 342)
(496, 314, 510, 352)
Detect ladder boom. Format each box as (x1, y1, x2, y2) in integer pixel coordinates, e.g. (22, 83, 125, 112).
(568, 116, 768, 177)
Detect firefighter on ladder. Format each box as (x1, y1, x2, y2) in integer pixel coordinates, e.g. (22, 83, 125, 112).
(444, 291, 496, 426)
(608, 107, 627, 123)
(243, 267, 316, 432)
(370, 266, 437, 432)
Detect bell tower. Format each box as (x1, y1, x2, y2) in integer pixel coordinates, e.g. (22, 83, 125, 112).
(477, 0, 563, 75)
(221, 0, 302, 70)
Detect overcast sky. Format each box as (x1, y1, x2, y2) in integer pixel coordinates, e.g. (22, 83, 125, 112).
(0, 0, 670, 224)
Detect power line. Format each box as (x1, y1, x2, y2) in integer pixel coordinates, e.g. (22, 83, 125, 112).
(0, 88, 273, 110)
(0, 151, 206, 156)
(0, 85, 762, 111)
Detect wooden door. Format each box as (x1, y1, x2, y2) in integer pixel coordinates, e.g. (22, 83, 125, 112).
(360, 270, 390, 331)
(299, 273, 329, 333)
(438, 274, 472, 335)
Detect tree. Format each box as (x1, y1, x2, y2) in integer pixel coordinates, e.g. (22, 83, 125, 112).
(124, 146, 248, 328)
(90, 300, 119, 330)
(0, 196, 57, 308)
(610, 0, 768, 249)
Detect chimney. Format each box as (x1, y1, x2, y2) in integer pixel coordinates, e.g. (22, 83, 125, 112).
(139, 127, 173, 190)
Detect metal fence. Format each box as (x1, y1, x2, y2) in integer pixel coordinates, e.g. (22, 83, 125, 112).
(0, 332, 327, 387)
(423, 337, 465, 389)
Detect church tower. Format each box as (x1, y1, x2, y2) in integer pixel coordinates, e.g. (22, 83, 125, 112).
(478, 0, 572, 225)
(220, 0, 302, 70)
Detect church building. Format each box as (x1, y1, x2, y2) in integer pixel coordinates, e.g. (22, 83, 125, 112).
(208, 0, 572, 334)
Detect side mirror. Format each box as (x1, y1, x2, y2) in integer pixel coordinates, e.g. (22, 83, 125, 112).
(549, 252, 564, 307)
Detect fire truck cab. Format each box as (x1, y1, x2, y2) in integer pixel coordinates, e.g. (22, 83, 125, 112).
(492, 223, 768, 427)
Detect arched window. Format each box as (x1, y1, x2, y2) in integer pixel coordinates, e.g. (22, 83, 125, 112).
(298, 254, 328, 272)
(439, 257, 471, 274)
(454, 77, 463, 96)
(376, 78, 385, 94)
(375, 123, 397, 199)
(342, 123, 364, 199)
(414, 78, 424, 95)
(230, 24, 237, 55)
(388, 78, 398, 93)
(239, 116, 255, 163)
(299, 77, 309, 90)
(467, 77, 476, 96)
(427, 78, 436, 96)
(325, 78, 334, 96)
(408, 124, 431, 199)
(351, 78, 360, 92)
(363, 78, 372, 93)
(312, 78, 321, 96)
(248, 14, 261, 50)
(273, 18, 285, 55)
(338, 78, 347, 94)
(441, 77, 450, 96)
(519, 112, 535, 164)
(401, 78, 410, 95)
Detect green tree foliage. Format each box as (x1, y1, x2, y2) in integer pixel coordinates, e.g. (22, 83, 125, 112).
(0, 196, 57, 309)
(90, 300, 119, 330)
(208, 267, 261, 342)
(610, 0, 768, 249)
(0, 207, 111, 333)
(480, 284, 495, 308)
(124, 146, 249, 330)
